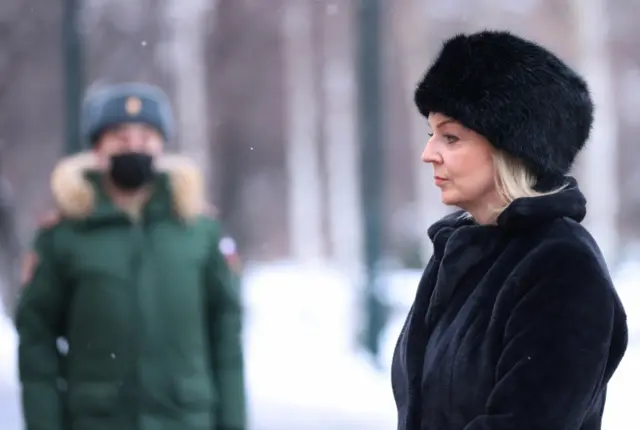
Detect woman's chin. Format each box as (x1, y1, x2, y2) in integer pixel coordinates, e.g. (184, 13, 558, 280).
(439, 190, 461, 206)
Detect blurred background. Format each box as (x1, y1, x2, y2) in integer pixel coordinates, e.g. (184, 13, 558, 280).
(0, 0, 639, 428)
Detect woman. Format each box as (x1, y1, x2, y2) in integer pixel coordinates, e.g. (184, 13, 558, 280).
(391, 30, 628, 430)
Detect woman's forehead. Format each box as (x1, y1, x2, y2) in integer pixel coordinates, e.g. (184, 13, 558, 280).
(428, 113, 460, 128)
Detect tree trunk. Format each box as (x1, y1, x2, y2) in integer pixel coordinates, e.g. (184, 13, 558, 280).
(163, 0, 215, 190)
(570, 0, 619, 265)
(608, 0, 640, 251)
(282, 0, 325, 263)
(310, 1, 330, 259)
(320, 1, 363, 280)
(0, 0, 65, 314)
(81, 0, 172, 90)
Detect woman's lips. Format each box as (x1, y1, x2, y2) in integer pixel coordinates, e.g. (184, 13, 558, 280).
(434, 176, 448, 186)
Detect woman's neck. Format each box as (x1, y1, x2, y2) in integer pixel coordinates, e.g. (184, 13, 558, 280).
(463, 193, 504, 225)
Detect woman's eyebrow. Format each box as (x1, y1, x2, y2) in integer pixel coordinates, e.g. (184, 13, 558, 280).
(435, 118, 456, 128)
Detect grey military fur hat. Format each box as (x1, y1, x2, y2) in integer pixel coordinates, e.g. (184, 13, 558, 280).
(82, 82, 175, 145)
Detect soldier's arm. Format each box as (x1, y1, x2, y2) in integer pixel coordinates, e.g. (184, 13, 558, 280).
(205, 220, 246, 430)
(15, 226, 68, 430)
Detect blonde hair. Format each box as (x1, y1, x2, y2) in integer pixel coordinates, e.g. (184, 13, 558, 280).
(492, 150, 567, 214)
(461, 150, 568, 222)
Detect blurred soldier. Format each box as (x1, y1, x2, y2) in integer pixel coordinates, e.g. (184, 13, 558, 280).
(16, 82, 246, 430)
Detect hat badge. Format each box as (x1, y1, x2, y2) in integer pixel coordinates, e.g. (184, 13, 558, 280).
(124, 96, 143, 116)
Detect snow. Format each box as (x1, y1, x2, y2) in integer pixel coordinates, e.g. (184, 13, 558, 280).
(244, 260, 640, 429)
(613, 260, 640, 338)
(0, 260, 638, 428)
(0, 312, 17, 388)
(243, 262, 396, 425)
(602, 260, 640, 430)
(603, 346, 639, 430)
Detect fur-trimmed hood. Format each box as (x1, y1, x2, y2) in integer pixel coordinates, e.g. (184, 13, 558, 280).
(50, 151, 205, 220)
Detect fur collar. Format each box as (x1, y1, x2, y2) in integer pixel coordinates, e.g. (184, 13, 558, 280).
(50, 151, 205, 220)
(426, 176, 586, 240)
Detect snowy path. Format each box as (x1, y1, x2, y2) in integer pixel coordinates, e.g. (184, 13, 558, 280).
(0, 261, 638, 429)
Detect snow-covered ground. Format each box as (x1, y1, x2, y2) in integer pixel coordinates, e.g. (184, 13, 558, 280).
(0, 311, 17, 388)
(0, 311, 20, 429)
(243, 262, 396, 428)
(602, 260, 640, 430)
(0, 260, 638, 429)
(613, 260, 640, 340)
(245, 259, 640, 429)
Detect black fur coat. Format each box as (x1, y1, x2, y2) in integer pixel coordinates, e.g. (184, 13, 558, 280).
(391, 178, 628, 430)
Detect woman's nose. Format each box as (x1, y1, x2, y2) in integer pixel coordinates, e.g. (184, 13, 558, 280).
(421, 139, 441, 164)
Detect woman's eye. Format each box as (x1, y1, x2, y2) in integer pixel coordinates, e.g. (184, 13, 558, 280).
(444, 134, 459, 143)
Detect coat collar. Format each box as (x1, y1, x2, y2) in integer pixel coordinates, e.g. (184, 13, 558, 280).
(50, 151, 205, 221)
(428, 176, 587, 240)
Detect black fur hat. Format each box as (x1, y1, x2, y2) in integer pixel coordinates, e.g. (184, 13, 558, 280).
(414, 30, 593, 180)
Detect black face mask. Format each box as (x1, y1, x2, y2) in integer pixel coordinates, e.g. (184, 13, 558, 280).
(109, 152, 156, 191)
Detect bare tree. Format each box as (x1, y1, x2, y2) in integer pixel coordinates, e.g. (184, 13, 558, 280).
(608, 0, 640, 253)
(163, 0, 215, 189)
(570, 0, 620, 265)
(0, 1, 45, 102)
(0, 0, 38, 314)
(81, 0, 173, 101)
(207, 0, 289, 260)
(0, 0, 66, 313)
(0, 175, 19, 316)
(320, 1, 364, 280)
(0, 0, 64, 220)
(282, 0, 325, 263)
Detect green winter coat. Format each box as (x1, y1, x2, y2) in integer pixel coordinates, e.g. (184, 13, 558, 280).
(16, 152, 246, 430)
